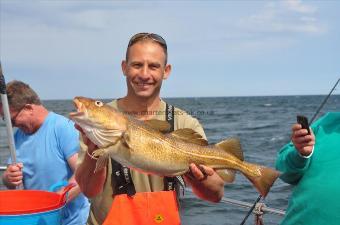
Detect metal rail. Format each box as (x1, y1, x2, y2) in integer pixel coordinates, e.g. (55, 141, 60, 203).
(220, 195, 285, 216)
(185, 188, 285, 216)
(0, 166, 6, 171)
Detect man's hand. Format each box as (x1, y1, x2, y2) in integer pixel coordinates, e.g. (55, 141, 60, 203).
(291, 123, 315, 157)
(74, 124, 106, 198)
(184, 164, 214, 182)
(184, 163, 224, 203)
(3, 163, 23, 188)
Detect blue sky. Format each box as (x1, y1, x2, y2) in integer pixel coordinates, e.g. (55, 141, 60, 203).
(0, 0, 339, 100)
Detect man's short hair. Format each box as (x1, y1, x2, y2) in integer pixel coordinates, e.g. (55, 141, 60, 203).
(126, 32, 168, 65)
(6, 80, 41, 111)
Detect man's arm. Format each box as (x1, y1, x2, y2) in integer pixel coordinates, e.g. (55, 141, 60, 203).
(60, 153, 83, 201)
(75, 130, 107, 198)
(184, 164, 224, 203)
(276, 123, 315, 185)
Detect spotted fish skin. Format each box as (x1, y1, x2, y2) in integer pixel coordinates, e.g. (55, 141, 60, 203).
(69, 96, 280, 197)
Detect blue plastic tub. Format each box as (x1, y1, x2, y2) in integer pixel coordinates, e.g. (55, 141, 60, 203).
(0, 206, 64, 225)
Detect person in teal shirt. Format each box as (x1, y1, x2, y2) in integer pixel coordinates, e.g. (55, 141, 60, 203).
(276, 112, 340, 225)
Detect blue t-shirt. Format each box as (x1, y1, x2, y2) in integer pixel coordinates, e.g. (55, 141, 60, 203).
(9, 112, 90, 225)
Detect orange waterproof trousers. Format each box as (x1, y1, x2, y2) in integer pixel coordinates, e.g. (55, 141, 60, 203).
(103, 191, 181, 225)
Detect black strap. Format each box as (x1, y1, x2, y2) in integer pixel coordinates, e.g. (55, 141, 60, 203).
(111, 160, 136, 196)
(164, 103, 176, 191)
(165, 103, 175, 132)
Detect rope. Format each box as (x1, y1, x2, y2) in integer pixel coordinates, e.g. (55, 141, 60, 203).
(254, 203, 266, 225)
(239, 195, 262, 225)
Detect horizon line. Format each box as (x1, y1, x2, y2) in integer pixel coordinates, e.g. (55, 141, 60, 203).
(41, 93, 340, 101)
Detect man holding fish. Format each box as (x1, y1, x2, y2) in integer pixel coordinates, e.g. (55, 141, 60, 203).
(74, 33, 279, 225)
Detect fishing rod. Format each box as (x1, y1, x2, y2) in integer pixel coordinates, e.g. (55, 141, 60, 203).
(297, 78, 339, 134)
(239, 78, 340, 225)
(0, 62, 18, 164)
(308, 78, 339, 125)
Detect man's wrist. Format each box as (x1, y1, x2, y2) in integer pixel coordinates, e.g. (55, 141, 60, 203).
(298, 146, 314, 158)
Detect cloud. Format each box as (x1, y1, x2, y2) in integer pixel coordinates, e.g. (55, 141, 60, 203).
(239, 0, 326, 35)
(1, 1, 328, 65)
(284, 0, 317, 14)
(1, 1, 337, 99)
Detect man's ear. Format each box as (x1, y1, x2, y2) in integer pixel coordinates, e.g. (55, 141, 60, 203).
(25, 104, 34, 111)
(163, 64, 171, 80)
(121, 60, 127, 76)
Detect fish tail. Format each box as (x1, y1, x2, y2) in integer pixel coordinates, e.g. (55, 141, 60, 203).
(243, 163, 280, 197)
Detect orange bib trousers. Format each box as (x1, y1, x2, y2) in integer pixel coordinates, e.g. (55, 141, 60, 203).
(103, 191, 181, 225)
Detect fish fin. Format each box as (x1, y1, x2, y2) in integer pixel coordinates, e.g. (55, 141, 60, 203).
(144, 119, 171, 133)
(92, 148, 109, 173)
(94, 156, 108, 173)
(216, 169, 236, 183)
(170, 128, 208, 146)
(243, 163, 280, 197)
(215, 138, 243, 161)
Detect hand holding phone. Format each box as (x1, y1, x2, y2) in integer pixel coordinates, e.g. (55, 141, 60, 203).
(297, 115, 310, 135)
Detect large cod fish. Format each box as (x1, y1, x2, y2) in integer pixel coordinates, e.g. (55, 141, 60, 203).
(70, 97, 280, 197)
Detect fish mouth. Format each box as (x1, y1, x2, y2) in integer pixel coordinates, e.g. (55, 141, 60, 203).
(69, 98, 85, 118)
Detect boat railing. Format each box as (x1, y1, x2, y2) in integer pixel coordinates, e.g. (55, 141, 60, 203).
(185, 188, 285, 217)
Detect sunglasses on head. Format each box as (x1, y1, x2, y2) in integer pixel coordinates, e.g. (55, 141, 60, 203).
(128, 33, 167, 50)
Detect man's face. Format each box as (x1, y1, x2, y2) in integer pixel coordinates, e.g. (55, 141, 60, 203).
(0, 104, 33, 133)
(122, 41, 171, 99)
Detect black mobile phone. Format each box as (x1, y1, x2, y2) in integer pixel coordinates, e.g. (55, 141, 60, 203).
(297, 115, 310, 134)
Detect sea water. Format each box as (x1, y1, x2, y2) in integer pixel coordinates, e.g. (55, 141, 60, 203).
(1, 95, 339, 225)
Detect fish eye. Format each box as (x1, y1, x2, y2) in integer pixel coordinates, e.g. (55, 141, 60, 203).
(95, 101, 104, 107)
